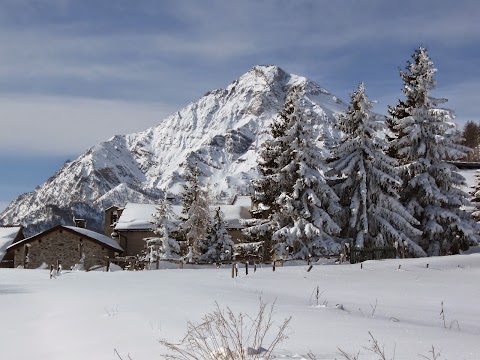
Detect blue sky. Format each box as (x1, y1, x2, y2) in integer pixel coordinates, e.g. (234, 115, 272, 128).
(0, 0, 479, 211)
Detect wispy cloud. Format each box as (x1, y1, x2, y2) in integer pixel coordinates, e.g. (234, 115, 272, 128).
(0, 95, 177, 155)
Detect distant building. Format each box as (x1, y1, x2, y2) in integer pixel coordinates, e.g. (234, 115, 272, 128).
(106, 196, 252, 257)
(7, 225, 123, 270)
(0, 225, 24, 268)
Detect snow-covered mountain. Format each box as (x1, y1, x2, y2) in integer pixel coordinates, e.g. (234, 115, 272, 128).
(0, 65, 348, 236)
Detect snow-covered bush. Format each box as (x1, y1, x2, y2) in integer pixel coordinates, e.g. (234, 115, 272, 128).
(198, 207, 234, 263)
(234, 241, 263, 260)
(144, 237, 181, 263)
(148, 195, 181, 263)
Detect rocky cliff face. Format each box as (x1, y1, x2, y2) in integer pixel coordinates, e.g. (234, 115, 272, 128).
(0, 65, 348, 236)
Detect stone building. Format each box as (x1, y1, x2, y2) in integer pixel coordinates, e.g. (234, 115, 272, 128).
(106, 196, 252, 257)
(7, 225, 123, 270)
(0, 225, 24, 268)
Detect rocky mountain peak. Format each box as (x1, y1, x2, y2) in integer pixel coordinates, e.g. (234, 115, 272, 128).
(1, 65, 347, 236)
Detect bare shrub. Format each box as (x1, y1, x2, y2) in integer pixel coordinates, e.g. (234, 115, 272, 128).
(440, 301, 460, 331)
(332, 332, 443, 360)
(309, 285, 326, 307)
(159, 300, 291, 359)
(419, 346, 443, 360)
(337, 332, 395, 360)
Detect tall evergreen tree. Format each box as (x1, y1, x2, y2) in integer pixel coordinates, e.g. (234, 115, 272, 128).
(388, 47, 478, 255)
(243, 90, 296, 260)
(199, 207, 234, 263)
(331, 83, 422, 253)
(272, 91, 342, 259)
(181, 163, 203, 216)
(180, 163, 211, 259)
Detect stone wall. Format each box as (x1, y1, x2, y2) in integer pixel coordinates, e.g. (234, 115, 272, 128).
(13, 228, 115, 270)
(104, 207, 120, 237)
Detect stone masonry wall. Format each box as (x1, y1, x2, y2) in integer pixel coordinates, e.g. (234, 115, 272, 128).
(13, 228, 115, 270)
(104, 207, 118, 237)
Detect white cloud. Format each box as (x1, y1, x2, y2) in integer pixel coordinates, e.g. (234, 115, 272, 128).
(0, 1, 477, 87)
(0, 95, 178, 155)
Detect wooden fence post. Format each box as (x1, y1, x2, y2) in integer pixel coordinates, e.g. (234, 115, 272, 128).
(232, 263, 235, 278)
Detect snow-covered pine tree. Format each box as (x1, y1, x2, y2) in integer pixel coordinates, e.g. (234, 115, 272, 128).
(388, 47, 478, 255)
(181, 162, 203, 216)
(330, 83, 422, 253)
(147, 195, 180, 264)
(199, 207, 234, 263)
(267, 89, 342, 259)
(180, 163, 212, 260)
(242, 91, 295, 260)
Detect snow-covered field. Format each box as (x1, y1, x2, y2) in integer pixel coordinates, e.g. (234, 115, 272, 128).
(1, 253, 479, 360)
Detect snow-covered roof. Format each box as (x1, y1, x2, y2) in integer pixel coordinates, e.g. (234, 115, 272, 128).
(114, 203, 164, 231)
(63, 226, 123, 252)
(115, 201, 252, 231)
(7, 226, 123, 253)
(216, 204, 251, 229)
(231, 195, 252, 207)
(0, 226, 22, 261)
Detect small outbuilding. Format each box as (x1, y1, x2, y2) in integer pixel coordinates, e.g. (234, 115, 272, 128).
(6, 225, 123, 270)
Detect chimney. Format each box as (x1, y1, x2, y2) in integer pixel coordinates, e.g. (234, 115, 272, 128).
(74, 218, 87, 228)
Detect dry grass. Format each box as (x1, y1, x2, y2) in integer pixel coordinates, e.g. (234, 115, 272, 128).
(159, 299, 291, 359)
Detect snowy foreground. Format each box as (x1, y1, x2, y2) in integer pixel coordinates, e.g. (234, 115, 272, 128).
(1, 254, 479, 360)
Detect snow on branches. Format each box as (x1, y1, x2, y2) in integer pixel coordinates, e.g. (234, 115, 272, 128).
(330, 83, 421, 251)
(248, 88, 342, 259)
(388, 47, 478, 255)
(148, 195, 180, 262)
